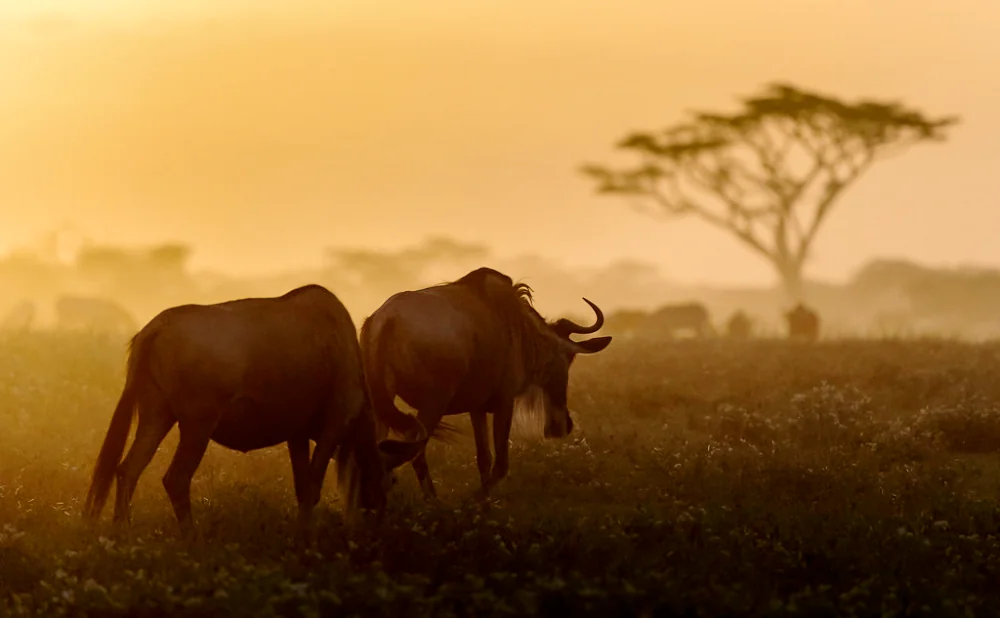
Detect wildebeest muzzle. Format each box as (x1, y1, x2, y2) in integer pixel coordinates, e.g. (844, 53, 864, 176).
(544, 412, 573, 439)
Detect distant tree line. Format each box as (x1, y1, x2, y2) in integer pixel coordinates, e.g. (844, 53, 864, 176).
(1, 231, 999, 337)
(0, 235, 680, 325)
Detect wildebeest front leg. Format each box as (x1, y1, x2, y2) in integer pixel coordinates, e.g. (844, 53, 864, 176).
(469, 411, 492, 499)
(488, 404, 513, 490)
(287, 437, 313, 543)
(307, 438, 337, 510)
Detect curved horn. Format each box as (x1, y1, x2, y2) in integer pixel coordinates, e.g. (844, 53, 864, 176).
(553, 297, 605, 337)
(410, 418, 429, 443)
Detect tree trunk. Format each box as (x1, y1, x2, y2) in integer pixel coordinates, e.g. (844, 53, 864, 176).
(775, 259, 804, 305)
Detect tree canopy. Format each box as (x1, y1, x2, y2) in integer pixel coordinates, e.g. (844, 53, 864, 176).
(581, 82, 959, 300)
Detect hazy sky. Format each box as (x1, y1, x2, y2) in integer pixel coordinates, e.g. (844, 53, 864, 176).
(0, 0, 996, 286)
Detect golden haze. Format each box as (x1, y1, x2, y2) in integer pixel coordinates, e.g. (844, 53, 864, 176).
(0, 0, 995, 285)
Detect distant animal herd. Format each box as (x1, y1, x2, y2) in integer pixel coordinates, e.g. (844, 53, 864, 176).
(602, 301, 821, 342)
(0, 295, 138, 334)
(0, 268, 824, 543)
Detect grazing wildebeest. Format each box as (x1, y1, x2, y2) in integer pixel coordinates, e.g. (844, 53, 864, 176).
(726, 310, 752, 340)
(785, 302, 820, 341)
(56, 295, 138, 334)
(0, 300, 35, 331)
(83, 285, 427, 541)
(360, 267, 612, 499)
(603, 308, 649, 340)
(646, 302, 713, 339)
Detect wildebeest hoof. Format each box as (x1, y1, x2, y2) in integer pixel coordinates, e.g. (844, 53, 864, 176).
(419, 484, 438, 501)
(293, 527, 315, 551)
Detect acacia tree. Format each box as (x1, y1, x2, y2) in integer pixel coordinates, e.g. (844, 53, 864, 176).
(581, 83, 959, 301)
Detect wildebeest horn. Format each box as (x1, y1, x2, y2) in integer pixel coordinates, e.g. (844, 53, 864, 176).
(410, 419, 429, 443)
(553, 298, 604, 337)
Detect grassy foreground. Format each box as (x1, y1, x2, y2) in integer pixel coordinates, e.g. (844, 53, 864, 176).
(3, 333, 1000, 616)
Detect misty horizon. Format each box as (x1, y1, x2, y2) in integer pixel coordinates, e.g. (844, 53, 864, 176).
(1, 0, 995, 290)
(10, 223, 1000, 293)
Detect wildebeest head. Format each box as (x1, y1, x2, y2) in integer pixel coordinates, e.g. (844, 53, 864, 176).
(339, 415, 429, 517)
(527, 298, 612, 439)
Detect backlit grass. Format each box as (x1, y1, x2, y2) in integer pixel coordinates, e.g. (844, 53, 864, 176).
(3, 333, 1000, 616)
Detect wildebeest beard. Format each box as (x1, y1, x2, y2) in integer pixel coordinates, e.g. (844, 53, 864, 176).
(512, 385, 548, 440)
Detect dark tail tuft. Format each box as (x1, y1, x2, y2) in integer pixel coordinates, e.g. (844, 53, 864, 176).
(359, 317, 467, 445)
(360, 317, 426, 440)
(83, 383, 135, 521)
(82, 330, 150, 521)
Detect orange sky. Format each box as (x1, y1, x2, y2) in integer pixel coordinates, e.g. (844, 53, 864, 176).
(0, 0, 996, 286)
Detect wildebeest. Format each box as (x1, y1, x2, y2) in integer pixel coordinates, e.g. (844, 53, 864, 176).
(602, 308, 649, 340)
(56, 295, 138, 333)
(0, 300, 35, 331)
(646, 302, 713, 339)
(725, 310, 752, 340)
(83, 285, 426, 540)
(785, 302, 820, 341)
(360, 267, 612, 499)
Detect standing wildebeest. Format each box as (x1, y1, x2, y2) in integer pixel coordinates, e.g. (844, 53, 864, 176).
(0, 300, 35, 331)
(646, 302, 713, 339)
(726, 310, 752, 340)
(602, 308, 649, 340)
(785, 302, 820, 341)
(360, 267, 612, 499)
(57, 295, 138, 333)
(83, 285, 427, 540)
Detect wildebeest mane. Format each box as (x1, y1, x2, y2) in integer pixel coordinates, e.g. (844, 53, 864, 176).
(465, 274, 572, 437)
(449, 267, 541, 319)
(453, 268, 559, 378)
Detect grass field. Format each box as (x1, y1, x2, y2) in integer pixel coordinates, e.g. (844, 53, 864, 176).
(3, 333, 1000, 616)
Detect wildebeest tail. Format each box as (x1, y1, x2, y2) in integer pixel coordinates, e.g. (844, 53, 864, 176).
(359, 316, 462, 443)
(82, 329, 152, 521)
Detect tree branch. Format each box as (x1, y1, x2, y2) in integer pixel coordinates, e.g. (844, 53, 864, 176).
(795, 150, 875, 262)
(582, 82, 960, 297)
(643, 176, 775, 260)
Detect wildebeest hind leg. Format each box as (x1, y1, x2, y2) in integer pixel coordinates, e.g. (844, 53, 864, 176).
(469, 411, 492, 500)
(306, 400, 357, 524)
(412, 408, 444, 499)
(306, 435, 338, 515)
(113, 407, 176, 527)
(161, 422, 214, 539)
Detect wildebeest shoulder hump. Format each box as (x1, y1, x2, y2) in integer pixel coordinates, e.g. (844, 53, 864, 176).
(454, 267, 514, 289)
(280, 284, 335, 299)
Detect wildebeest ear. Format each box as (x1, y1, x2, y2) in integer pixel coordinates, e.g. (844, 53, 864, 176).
(571, 336, 612, 355)
(378, 438, 428, 470)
